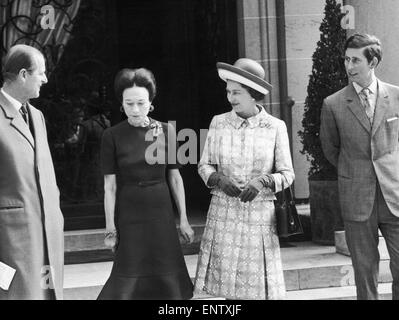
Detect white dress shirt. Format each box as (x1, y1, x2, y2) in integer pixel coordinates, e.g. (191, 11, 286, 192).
(0, 88, 23, 112)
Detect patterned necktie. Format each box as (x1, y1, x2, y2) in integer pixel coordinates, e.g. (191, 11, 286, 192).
(19, 103, 30, 127)
(359, 88, 374, 124)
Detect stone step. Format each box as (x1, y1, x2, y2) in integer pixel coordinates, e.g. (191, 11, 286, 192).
(63, 257, 216, 300)
(282, 241, 391, 291)
(335, 231, 388, 257)
(65, 282, 393, 300)
(64, 225, 205, 264)
(64, 203, 312, 264)
(286, 282, 392, 300)
(63, 241, 393, 300)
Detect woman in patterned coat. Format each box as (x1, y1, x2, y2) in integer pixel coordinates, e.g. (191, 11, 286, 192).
(194, 58, 295, 300)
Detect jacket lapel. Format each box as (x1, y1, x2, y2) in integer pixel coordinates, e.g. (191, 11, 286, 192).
(0, 91, 35, 149)
(10, 117, 35, 149)
(371, 81, 390, 137)
(345, 84, 371, 133)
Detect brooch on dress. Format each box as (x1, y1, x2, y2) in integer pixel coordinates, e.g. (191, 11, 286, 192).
(149, 119, 163, 137)
(259, 119, 272, 129)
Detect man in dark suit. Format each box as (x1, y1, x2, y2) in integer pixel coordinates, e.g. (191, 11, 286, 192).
(0, 44, 64, 299)
(320, 33, 399, 300)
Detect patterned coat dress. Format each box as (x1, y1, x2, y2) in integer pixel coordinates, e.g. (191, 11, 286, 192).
(194, 107, 295, 300)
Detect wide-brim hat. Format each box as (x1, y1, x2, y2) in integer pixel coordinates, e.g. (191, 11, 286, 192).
(217, 58, 272, 95)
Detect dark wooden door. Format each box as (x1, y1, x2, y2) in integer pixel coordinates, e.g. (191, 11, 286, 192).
(116, 0, 238, 213)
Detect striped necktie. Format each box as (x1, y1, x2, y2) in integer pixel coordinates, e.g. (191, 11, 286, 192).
(359, 88, 374, 124)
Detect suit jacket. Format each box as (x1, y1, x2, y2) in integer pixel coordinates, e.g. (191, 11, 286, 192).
(320, 80, 399, 222)
(0, 91, 64, 300)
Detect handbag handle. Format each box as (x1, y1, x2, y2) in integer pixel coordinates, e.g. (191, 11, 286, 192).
(281, 179, 286, 203)
(280, 179, 294, 204)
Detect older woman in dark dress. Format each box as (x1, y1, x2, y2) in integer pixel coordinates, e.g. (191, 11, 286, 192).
(97, 68, 194, 300)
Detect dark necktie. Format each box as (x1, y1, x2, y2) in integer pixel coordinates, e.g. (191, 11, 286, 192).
(19, 103, 29, 126)
(19, 103, 33, 136)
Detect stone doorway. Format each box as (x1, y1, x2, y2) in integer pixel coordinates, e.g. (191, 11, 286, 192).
(64, 0, 238, 230)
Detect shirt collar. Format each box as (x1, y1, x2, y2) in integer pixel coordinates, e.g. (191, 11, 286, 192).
(352, 75, 378, 96)
(227, 105, 271, 129)
(0, 88, 23, 112)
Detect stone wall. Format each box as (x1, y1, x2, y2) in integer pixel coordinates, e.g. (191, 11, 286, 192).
(345, 0, 399, 86)
(237, 0, 281, 117)
(236, 0, 331, 199)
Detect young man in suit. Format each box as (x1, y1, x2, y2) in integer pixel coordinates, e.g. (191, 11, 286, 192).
(320, 33, 399, 300)
(0, 44, 64, 299)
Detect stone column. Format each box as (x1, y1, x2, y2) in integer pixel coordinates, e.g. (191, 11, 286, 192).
(237, 0, 306, 195)
(236, 0, 347, 200)
(236, 0, 281, 118)
(279, 0, 328, 199)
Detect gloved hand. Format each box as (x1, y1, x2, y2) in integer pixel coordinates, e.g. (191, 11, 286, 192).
(238, 179, 261, 203)
(239, 175, 275, 203)
(208, 172, 241, 197)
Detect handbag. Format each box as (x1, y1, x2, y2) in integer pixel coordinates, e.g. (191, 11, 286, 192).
(274, 182, 304, 238)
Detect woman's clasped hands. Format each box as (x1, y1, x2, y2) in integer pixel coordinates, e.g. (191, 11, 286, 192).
(216, 173, 274, 203)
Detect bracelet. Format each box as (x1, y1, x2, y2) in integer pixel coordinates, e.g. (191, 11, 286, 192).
(213, 173, 223, 187)
(105, 230, 117, 238)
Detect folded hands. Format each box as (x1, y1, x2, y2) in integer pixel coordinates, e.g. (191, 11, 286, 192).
(210, 172, 275, 203)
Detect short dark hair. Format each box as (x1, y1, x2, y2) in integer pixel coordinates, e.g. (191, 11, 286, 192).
(240, 83, 265, 101)
(114, 68, 157, 103)
(345, 33, 382, 65)
(2, 44, 44, 83)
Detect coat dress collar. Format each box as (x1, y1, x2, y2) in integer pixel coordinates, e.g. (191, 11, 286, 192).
(226, 105, 272, 129)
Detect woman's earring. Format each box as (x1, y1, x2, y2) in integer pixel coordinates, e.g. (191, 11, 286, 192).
(149, 105, 155, 112)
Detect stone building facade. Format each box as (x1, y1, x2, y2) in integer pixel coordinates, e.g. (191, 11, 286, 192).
(238, 0, 399, 199)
